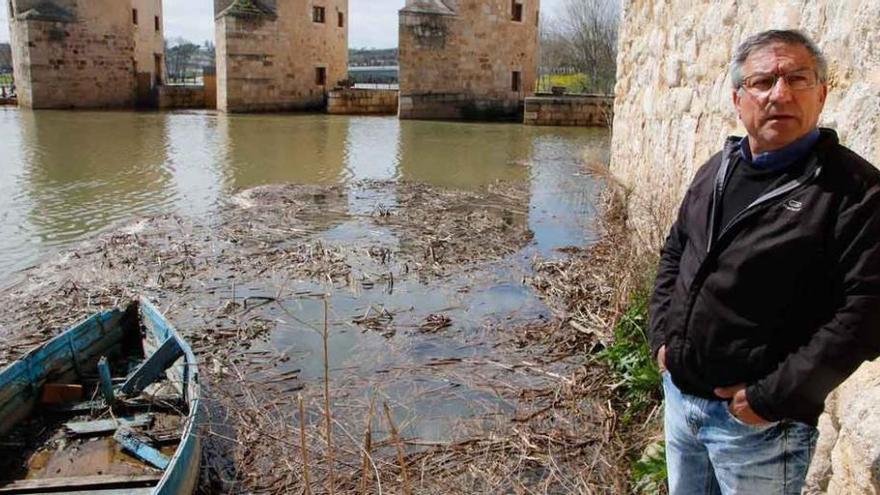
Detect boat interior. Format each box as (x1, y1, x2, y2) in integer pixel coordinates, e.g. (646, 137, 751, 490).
(0, 300, 195, 494)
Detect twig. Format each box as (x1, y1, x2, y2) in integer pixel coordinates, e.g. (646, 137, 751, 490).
(299, 395, 313, 495)
(323, 296, 335, 495)
(360, 394, 376, 495)
(383, 402, 410, 495)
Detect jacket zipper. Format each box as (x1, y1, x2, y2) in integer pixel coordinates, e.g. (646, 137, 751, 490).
(706, 143, 736, 253)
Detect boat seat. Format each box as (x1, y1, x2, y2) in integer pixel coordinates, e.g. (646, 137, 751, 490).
(0, 473, 161, 494)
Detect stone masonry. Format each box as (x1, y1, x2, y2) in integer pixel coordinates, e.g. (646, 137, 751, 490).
(7, 0, 164, 109)
(215, 0, 348, 113)
(398, 0, 539, 121)
(609, 1, 880, 492)
(327, 88, 399, 115)
(523, 95, 613, 127)
(132, 0, 165, 103)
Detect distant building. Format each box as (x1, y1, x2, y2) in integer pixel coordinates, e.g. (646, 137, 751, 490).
(348, 66, 398, 87)
(7, 0, 164, 108)
(214, 0, 348, 113)
(0, 43, 12, 73)
(398, 0, 539, 120)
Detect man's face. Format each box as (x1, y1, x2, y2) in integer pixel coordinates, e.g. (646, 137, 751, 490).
(732, 42, 828, 154)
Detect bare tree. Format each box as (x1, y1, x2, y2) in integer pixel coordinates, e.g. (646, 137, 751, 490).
(538, 18, 570, 91)
(0, 43, 12, 73)
(165, 37, 201, 83)
(541, 0, 621, 95)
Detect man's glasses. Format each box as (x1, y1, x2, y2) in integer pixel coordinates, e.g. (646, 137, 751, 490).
(739, 69, 820, 96)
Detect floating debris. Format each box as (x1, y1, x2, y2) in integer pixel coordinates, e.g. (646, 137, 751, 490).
(419, 313, 452, 333)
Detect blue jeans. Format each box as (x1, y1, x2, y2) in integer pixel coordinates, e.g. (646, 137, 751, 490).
(662, 372, 817, 494)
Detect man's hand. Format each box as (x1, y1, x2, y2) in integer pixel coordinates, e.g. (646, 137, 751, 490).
(657, 345, 667, 373)
(714, 384, 771, 426)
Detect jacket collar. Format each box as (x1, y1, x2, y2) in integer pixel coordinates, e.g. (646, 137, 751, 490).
(724, 127, 839, 167)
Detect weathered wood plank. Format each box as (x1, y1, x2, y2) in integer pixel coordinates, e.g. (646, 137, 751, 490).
(118, 337, 183, 398)
(29, 488, 154, 495)
(45, 399, 107, 414)
(64, 414, 153, 436)
(0, 474, 161, 494)
(46, 395, 184, 415)
(97, 357, 115, 405)
(114, 427, 170, 470)
(39, 384, 83, 405)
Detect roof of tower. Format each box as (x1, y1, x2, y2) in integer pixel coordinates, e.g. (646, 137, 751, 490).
(16, 1, 75, 22)
(400, 0, 456, 16)
(217, 0, 276, 19)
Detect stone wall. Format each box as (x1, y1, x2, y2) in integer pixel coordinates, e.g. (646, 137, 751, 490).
(157, 85, 207, 109)
(215, 0, 348, 113)
(398, 0, 539, 121)
(523, 95, 613, 127)
(204, 72, 218, 109)
(8, 0, 165, 109)
(327, 88, 398, 114)
(610, 1, 880, 492)
(132, 0, 164, 89)
(9, 0, 137, 109)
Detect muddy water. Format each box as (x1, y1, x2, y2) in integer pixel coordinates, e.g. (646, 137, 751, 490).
(0, 109, 605, 281)
(0, 107, 608, 446)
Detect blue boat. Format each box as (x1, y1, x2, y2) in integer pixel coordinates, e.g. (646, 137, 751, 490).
(0, 298, 201, 494)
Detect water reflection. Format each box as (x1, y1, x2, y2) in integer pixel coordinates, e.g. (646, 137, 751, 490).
(527, 129, 608, 254)
(163, 113, 225, 218)
(0, 107, 607, 441)
(398, 121, 531, 188)
(0, 108, 605, 283)
(17, 111, 172, 244)
(218, 113, 349, 189)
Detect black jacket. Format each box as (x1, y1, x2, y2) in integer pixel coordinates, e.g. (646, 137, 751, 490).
(649, 129, 880, 426)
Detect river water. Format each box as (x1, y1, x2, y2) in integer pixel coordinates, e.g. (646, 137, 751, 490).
(0, 107, 609, 455)
(0, 108, 607, 284)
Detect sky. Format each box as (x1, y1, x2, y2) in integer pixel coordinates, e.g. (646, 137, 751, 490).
(1, 0, 565, 48)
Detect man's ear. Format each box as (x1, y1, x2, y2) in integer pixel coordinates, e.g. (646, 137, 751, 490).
(732, 89, 741, 120)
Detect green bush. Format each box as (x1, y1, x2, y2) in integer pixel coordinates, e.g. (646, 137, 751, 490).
(597, 287, 661, 422)
(632, 440, 667, 494)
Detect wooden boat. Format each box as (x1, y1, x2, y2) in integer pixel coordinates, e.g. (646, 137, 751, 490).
(0, 298, 201, 494)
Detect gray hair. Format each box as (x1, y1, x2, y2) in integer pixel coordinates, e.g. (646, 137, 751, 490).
(730, 30, 828, 89)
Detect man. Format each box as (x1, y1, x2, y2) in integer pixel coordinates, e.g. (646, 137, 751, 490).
(650, 29, 880, 494)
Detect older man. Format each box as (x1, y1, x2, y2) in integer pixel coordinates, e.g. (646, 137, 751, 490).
(649, 30, 880, 494)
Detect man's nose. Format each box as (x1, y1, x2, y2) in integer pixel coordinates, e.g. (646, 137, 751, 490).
(767, 77, 794, 103)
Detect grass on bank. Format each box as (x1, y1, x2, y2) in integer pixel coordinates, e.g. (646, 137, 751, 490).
(598, 285, 661, 423)
(570, 170, 671, 493)
(596, 281, 667, 493)
(0, 74, 12, 86)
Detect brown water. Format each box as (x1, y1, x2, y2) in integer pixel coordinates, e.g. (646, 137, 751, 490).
(0, 107, 608, 451)
(0, 108, 607, 284)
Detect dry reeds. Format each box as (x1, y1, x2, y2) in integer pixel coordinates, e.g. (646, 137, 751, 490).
(0, 176, 663, 493)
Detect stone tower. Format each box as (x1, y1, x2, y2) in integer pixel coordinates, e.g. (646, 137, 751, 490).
(7, 0, 165, 109)
(214, 0, 349, 113)
(398, 0, 539, 120)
